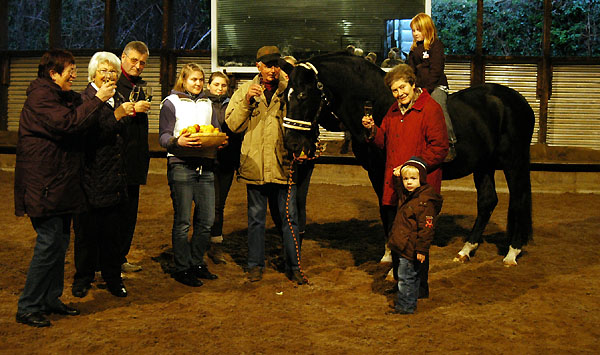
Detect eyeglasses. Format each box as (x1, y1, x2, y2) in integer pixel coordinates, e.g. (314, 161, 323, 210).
(124, 53, 147, 67)
(98, 69, 118, 75)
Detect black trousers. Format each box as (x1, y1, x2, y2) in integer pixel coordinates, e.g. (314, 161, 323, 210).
(382, 205, 430, 297)
(118, 184, 140, 264)
(210, 167, 235, 238)
(73, 205, 123, 286)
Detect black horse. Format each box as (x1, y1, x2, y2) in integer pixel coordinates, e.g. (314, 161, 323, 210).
(282, 52, 534, 266)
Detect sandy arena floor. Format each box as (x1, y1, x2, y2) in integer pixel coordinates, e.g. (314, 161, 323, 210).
(0, 169, 599, 354)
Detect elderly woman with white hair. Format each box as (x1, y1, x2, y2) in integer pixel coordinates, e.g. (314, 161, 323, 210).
(71, 51, 136, 299)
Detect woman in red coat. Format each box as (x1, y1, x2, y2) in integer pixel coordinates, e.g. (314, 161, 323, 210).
(362, 64, 448, 298)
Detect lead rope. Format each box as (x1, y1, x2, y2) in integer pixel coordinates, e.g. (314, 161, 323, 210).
(285, 141, 324, 285)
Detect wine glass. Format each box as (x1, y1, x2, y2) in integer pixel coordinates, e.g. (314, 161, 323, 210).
(144, 86, 153, 102)
(364, 100, 373, 117)
(129, 86, 141, 102)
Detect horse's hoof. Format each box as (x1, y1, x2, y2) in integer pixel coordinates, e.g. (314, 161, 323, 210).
(380, 255, 392, 264)
(455, 242, 479, 263)
(380, 245, 392, 264)
(453, 254, 470, 263)
(502, 246, 521, 267)
(384, 268, 395, 282)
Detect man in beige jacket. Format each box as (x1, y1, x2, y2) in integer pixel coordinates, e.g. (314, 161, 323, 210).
(225, 46, 305, 285)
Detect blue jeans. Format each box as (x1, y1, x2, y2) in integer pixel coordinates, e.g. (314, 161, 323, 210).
(269, 160, 314, 235)
(17, 215, 71, 314)
(247, 183, 300, 270)
(395, 256, 420, 313)
(168, 164, 215, 273)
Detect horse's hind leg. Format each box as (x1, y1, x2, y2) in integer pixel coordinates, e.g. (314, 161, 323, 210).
(501, 166, 533, 266)
(454, 168, 498, 262)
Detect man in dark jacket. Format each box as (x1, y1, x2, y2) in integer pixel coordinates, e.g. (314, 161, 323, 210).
(115, 41, 152, 273)
(14, 50, 114, 327)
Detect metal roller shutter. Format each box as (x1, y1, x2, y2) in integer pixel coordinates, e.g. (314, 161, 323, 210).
(176, 56, 212, 82)
(8, 56, 92, 131)
(548, 65, 600, 150)
(140, 56, 160, 133)
(445, 61, 471, 93)
(485, 63, 540, 144)
(8, 57, 46, 131)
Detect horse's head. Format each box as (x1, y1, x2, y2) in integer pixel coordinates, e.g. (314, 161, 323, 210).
(283, 53, 395, 159)
(283, 62, 326, 158)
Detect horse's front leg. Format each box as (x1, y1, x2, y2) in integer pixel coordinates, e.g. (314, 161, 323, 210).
(454, 168, 498, 263)
(379, 204, 396, 263)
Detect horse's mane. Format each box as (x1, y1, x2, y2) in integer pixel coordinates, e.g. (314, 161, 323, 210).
(298, 51, 383, 76)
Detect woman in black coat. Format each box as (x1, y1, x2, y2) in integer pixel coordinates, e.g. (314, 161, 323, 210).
(71, 52, 136, 299)
(14, 50, 114, 328)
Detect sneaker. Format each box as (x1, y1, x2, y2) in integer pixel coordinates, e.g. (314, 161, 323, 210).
(247, 267, 263, 282)
(207, 243, 227, 264)
(121, 262, 142, 273)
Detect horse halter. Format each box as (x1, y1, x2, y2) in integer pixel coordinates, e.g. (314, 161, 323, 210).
(282, 62, 329, 132)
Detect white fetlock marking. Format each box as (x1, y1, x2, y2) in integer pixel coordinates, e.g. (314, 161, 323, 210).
(380, 245, 392, 263)
(503, 246, 521, 266)
(458, 242, 479, 257)
(211, 235, 223, 243)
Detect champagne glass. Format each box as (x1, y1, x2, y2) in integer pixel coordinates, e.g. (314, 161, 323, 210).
(129, 85, 141, 102)
(364, 100, 373, 117)
(144, 86, 153, 102)
(253, 84, 265, 103)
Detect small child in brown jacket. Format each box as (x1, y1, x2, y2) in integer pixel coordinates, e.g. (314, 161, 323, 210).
(388, 157, 443, 314)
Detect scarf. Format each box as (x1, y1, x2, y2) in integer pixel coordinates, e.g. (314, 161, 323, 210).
(120, 66, 143, 85)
